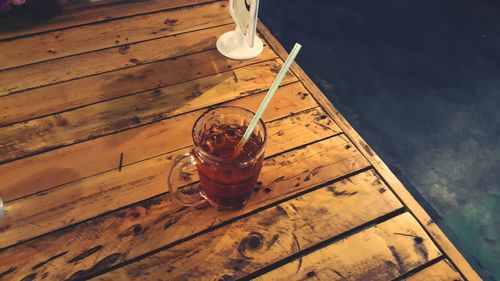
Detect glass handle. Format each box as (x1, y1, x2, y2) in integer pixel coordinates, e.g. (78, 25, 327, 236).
(168, 152, 207, 207)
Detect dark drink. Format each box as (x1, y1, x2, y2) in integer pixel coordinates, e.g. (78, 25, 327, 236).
(196, 123, 264, 209)
(168, 106, 267, 210)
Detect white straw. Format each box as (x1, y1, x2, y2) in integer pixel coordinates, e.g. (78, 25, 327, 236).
(235, 43, 302, 154)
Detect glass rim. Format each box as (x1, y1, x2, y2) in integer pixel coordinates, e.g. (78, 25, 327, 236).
(192, 106, 267, 163)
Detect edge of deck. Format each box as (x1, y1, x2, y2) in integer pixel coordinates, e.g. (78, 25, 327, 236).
(256, 20, 481, 281)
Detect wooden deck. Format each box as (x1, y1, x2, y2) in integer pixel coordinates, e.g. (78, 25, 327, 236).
(0, 1, 480, 280)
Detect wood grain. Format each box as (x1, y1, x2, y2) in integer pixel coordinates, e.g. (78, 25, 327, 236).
(254, 213, 441, 281)
(0, 2, 476, 280)
(0, 136, 370, 280)
(404, 260, 464, 281)
(0, 82, 316, 203)
(0, 108, 344, 249)
(0, 1, 232, 70)
(0, 45, 276, 128)
(0, 54, 283, 163)
(94, 171, 402, 281)
(0, 0, 216, 41)
(257, 21, 482, 281)
(0, 24, 234, 96)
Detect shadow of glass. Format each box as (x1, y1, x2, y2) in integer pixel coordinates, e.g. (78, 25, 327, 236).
(96, 47, 235, 149)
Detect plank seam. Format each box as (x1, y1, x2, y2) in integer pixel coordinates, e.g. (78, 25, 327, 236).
(3, 144, 188, 204)
(239, 207, 407, 281)
(0, 0, 219, 43)
(78, 166, 374, 280)
(3, 101, 315, 204)
(293, 60, 471, 281)
(0, 76, 294, 165)
(0, 163, 372, 260)
(0, 59, 293, 165)
(370, 169, 470, 281)
(256, 20, 480, 281)
(0, 61, 286, 129)
(0, 5, 231, 72)
(0, 22, 234, 90)
(391, 256, 446, 281)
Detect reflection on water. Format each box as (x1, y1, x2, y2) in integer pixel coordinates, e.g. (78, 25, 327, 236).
(261, 0, 500, 279)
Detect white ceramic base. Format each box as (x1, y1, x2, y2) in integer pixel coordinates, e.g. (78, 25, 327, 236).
(216, 30, 263, 60)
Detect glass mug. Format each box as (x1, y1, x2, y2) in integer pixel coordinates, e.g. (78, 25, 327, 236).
(168, 106, 267, 210)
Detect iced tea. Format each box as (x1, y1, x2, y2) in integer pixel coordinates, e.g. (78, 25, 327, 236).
(195, 123, 264, 209)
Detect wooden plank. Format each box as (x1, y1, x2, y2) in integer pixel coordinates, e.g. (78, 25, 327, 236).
(254, 213, 441, 281)
(94, 171, 403, 281)
(0, 82, 316, 202)
(0, 107, 344, 249)
(0, 46, 276, 126)
(0, 1, 232, 70)
(0, 0, 216, 41)
(64, 0, 128, 9)
(0, 24, 233, 96)
(404, 260, 464, 281)
(0, 54, 283, 164)
(0, 168, 387, 281)
(257, 21, 482, 281)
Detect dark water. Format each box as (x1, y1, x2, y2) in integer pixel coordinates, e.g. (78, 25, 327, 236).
(260, 0, 500, 279)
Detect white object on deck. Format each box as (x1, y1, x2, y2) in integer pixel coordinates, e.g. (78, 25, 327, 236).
(0, 198, 4, 218)
(216, 29, 263, 60)
(217, 0, 263, 60)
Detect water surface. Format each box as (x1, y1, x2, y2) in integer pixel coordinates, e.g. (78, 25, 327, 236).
(260, 0, 500, 279)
